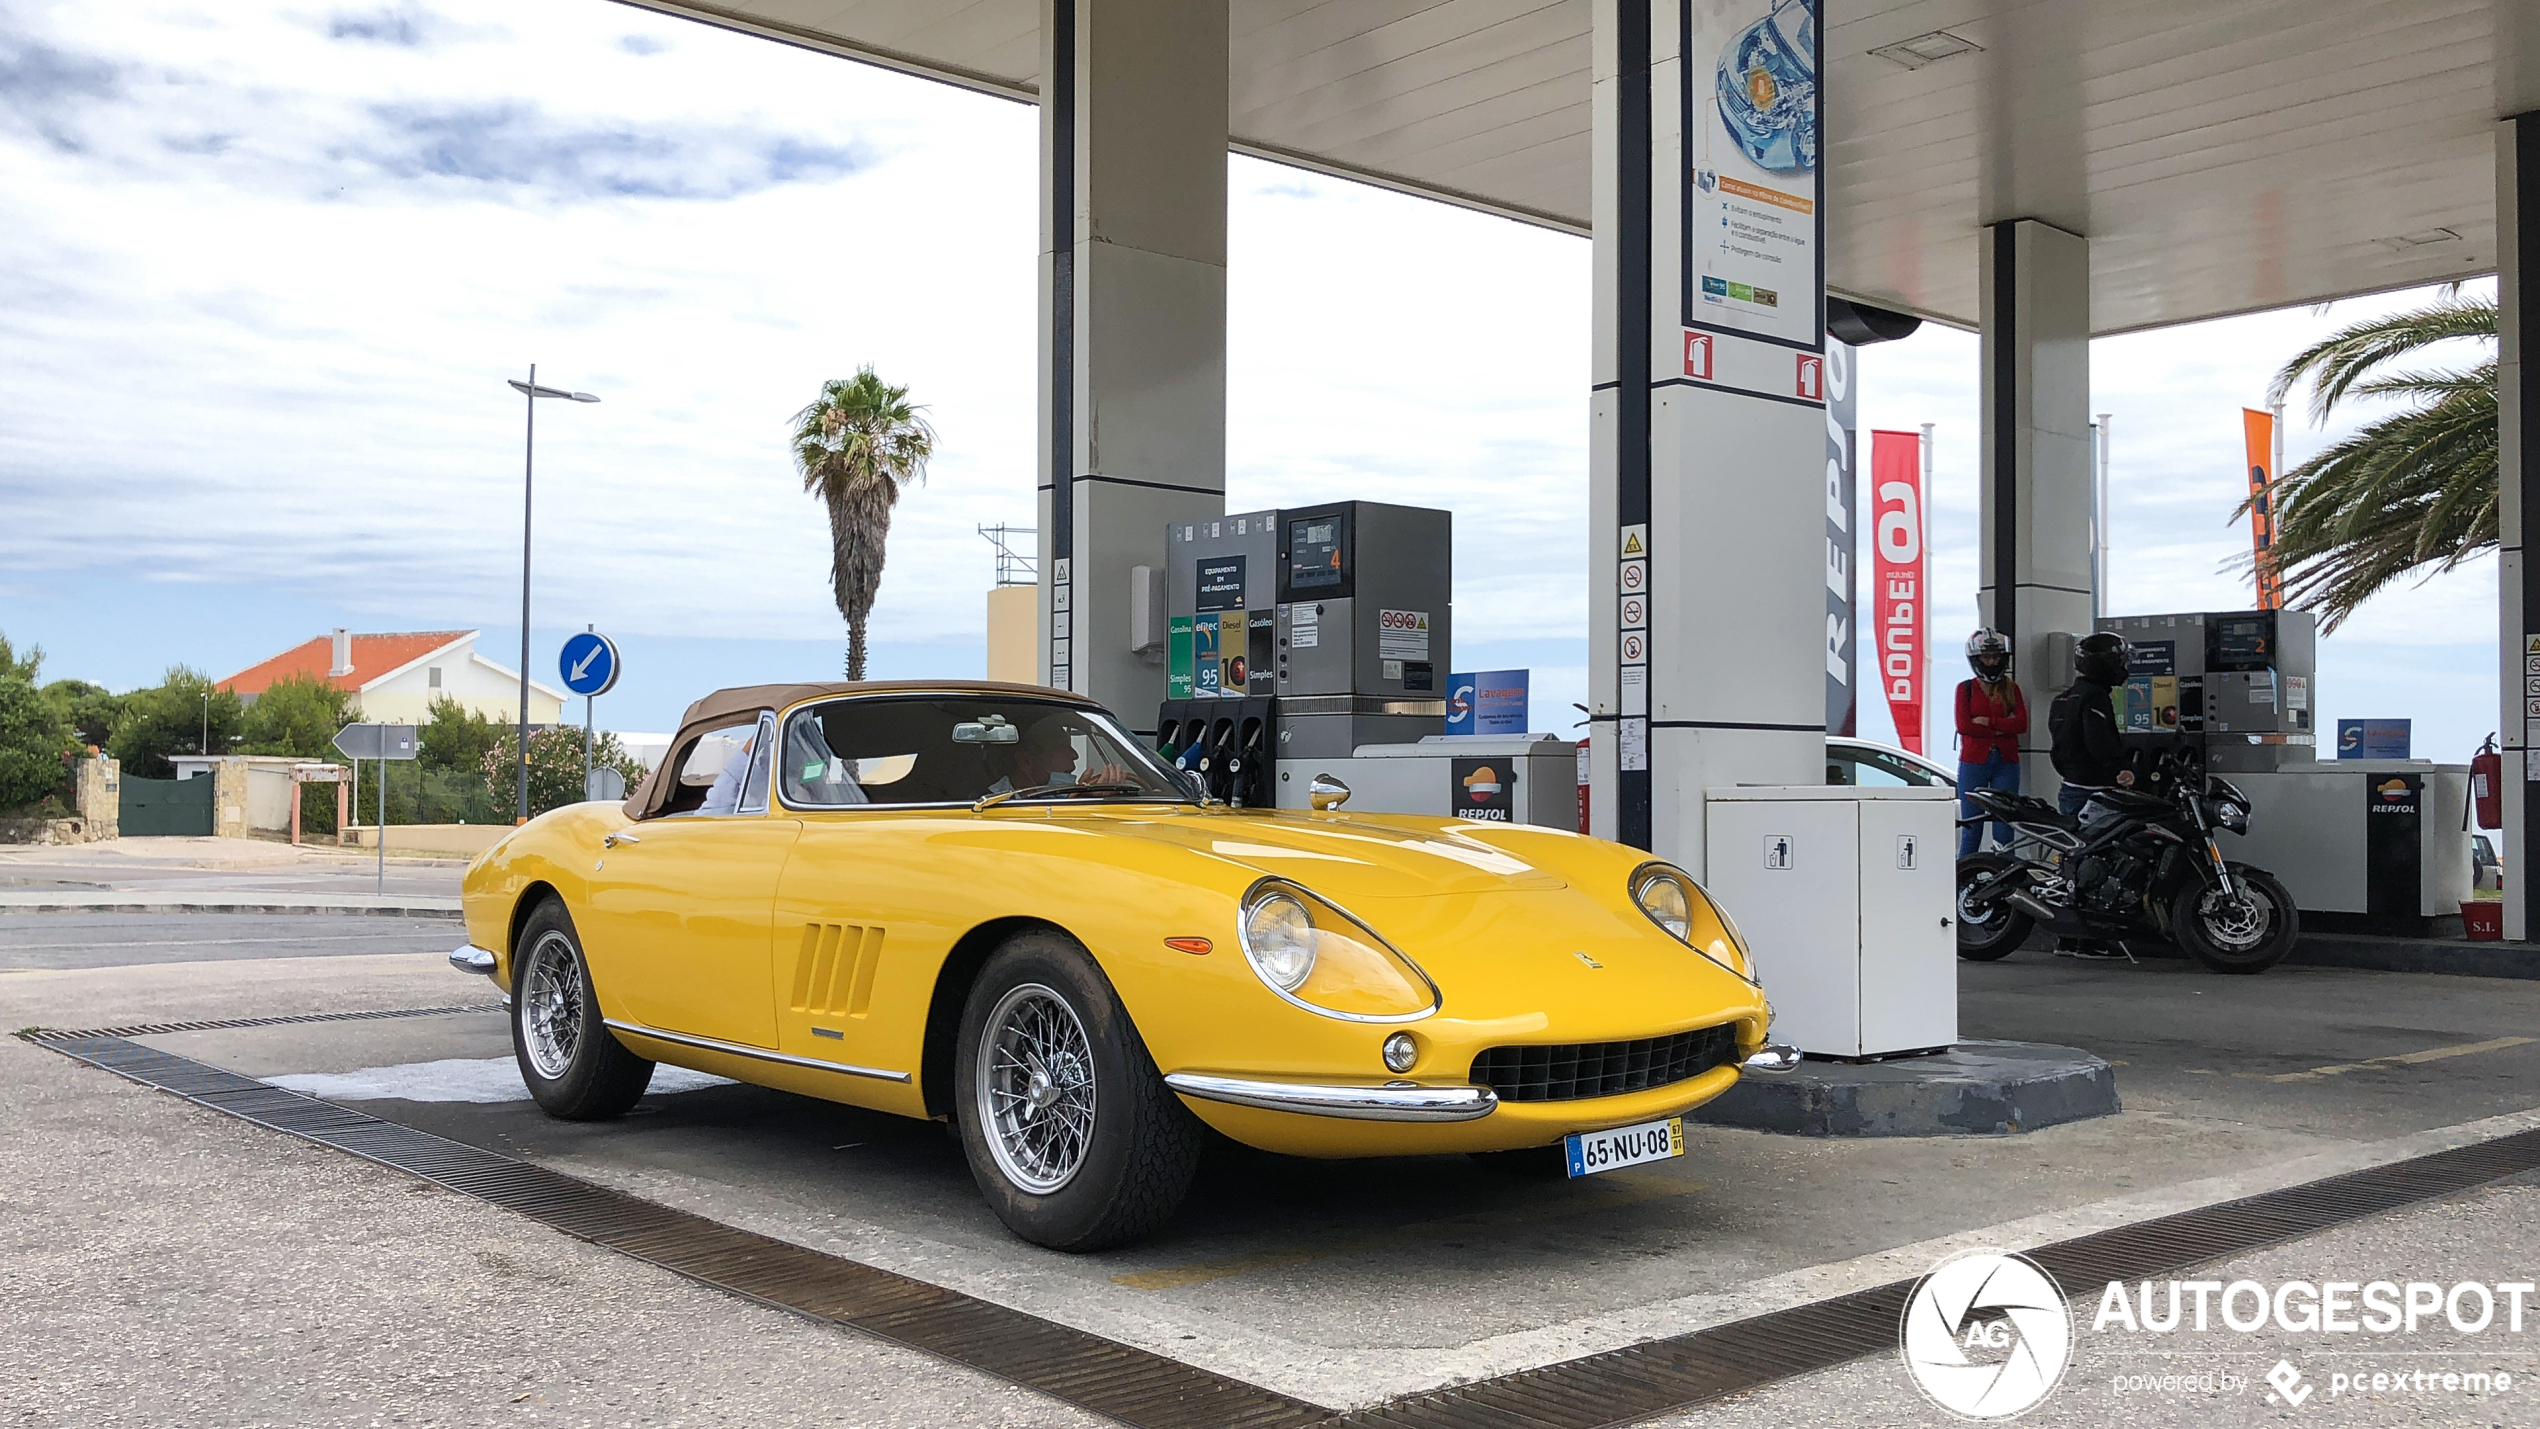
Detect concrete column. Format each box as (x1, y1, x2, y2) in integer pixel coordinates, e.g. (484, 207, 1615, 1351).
(2500, 115, 2535, 941)
(1587, 0, 1828, 872)
(1036, 0, 1228, 728)
(1979, 219, 2095, 796)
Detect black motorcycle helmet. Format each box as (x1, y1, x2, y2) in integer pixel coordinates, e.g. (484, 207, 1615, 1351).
(2075, 631, 2131, 685)
(1966, 628, 2011, 681)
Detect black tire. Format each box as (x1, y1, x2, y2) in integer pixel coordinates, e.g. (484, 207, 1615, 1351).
(2171, 865, 2298, 974)
(1955, 855, 2033, 962)
(954, 930, 1202, 1251)
(511, 898, 654, 1119)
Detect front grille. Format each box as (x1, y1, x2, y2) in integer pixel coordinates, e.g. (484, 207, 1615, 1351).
(1470, 1024, 1740, 1103)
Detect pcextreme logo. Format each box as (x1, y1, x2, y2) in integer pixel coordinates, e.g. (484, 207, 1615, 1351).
(1899, 1249, 2073, 1420)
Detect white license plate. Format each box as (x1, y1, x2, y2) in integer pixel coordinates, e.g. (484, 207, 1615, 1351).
(1564, 1116, 1683, 1178)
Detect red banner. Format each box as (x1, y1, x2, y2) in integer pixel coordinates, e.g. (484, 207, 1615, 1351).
(2242, 408, 2282, 609)
(1870, 430, 1926, 754)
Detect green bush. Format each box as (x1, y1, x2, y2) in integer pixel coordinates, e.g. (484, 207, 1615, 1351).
(244, 673, 352, 758)
(109, 667, 245, 778)
(40, 680, 123, 751)
(420, 695, 502, 776)
(0, 678, 71, 811)
(482, 726, 649, 819)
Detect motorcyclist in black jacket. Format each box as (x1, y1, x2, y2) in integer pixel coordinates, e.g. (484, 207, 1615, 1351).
(2049, 632, 2136, 816)
(2046, 632, 2137, 959)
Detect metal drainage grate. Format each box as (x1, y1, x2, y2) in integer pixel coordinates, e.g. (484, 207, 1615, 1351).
(19, 1004, 503, 1042)
(26, 1025, 2540, 1429)
(29, 1033, 1327, 1429)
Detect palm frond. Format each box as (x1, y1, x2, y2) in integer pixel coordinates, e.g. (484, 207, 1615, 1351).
(790, 365, 938, 676)
(2267, 296, 2494, 421)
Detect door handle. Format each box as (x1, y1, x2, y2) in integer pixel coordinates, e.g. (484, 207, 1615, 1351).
(604, 832, 641, 848)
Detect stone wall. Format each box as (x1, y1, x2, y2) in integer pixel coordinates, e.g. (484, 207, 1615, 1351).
(74, 755, 118, 840)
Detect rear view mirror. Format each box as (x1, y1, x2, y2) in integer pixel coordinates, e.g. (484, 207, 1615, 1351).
(952, 718, 1019, 745)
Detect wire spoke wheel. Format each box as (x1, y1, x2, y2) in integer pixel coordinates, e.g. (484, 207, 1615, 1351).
(519, 930, 585, 1079)
(975, 983, 1097, 1195)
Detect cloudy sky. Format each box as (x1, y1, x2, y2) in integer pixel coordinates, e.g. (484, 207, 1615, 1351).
(0, 0, 2499, 765)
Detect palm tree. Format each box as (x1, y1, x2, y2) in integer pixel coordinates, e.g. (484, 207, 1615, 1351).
(791, 367, 936, 679)
(2247, 292, 2495, 631)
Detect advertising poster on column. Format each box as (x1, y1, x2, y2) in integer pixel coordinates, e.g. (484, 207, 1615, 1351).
(1683, 0, 1823, 350)
(1870, 429, 1926, 753)
(1824, 339, 1856, 736)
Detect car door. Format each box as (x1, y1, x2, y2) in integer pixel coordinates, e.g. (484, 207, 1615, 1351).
(761, 697, 959, 1083)
(583, 712, 795, 1050)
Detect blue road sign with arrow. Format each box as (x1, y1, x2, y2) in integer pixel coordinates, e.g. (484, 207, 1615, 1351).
(559, 632, 621, 697)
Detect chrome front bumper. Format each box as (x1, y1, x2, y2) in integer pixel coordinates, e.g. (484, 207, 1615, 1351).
(1740, 1043, 1802, 1074)
(1164, 1072, 1498, 1122)
(448, 944, 497, 977)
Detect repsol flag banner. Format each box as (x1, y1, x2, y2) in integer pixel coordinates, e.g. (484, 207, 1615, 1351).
(2242, 407, 2283, 609)
(1870, 429, 1926, 754)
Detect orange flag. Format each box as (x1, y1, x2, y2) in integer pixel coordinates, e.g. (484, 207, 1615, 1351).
(2242, 408, 2281, 609)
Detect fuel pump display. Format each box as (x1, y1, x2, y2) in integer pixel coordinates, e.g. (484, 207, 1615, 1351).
(1154, 501, 1453, 803)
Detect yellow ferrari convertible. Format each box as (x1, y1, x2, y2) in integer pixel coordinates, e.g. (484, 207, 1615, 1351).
(451, 681, 1792, 1249)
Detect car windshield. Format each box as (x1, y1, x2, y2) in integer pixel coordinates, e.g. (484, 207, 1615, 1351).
(778, 696, 1193, 809)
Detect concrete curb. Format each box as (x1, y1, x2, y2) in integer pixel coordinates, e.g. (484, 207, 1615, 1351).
(1690, 1039, 2118, 1137)
(2290, 932, 2540, 980)
(0, 896, 462, 920)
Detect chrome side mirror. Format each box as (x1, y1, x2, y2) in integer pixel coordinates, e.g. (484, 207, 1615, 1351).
(1308, 773, 1351, 812)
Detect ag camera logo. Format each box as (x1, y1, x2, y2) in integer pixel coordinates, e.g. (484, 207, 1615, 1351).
(1900, 1249, 2073, 1419)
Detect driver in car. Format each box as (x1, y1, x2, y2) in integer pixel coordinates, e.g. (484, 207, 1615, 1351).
(986, 714, 1130, 795)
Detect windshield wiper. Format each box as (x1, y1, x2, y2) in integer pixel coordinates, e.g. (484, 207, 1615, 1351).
(973, 780, 1156, 811)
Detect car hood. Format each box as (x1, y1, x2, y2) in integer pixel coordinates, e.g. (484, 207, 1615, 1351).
(1085, 810, 1568, 899)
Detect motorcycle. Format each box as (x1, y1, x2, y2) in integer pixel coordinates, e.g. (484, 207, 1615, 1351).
(1953, 771, 2299, 974)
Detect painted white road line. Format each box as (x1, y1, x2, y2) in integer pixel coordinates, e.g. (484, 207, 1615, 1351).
(269, 1056, 735, 1104)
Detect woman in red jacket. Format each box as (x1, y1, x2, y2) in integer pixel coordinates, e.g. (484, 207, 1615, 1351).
(1956, 629, 2029, 858)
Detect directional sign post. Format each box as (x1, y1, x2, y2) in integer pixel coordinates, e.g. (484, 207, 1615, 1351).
(333, 723, 418, 894)
(559, 629, 622, 802)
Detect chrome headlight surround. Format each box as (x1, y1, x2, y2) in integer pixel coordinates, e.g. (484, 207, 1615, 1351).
(1630, 862, 1760, 985)
(1235, 878, 1441, 1024)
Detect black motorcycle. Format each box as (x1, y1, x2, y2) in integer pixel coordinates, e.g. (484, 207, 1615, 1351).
(1953, 774, 2299, 973)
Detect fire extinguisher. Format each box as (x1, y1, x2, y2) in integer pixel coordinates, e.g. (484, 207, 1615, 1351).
(2473, 735, 2503, 831)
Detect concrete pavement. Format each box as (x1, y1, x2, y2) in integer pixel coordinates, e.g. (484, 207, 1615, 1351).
(4, 918, 2538, 1425)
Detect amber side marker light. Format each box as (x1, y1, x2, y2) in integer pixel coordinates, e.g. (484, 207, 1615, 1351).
(1165, 937, 1213, 955)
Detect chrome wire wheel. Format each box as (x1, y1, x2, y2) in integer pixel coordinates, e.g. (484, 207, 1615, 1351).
(519, 929, 585, 1079)
(975, 983, 1097, 1196)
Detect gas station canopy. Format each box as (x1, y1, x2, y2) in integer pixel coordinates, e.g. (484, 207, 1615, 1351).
(624, 0, 2522, 332)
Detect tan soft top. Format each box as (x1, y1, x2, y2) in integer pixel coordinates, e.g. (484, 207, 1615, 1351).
(623, 679, 1096, 819)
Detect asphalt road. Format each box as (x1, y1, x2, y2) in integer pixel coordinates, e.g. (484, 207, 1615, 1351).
(0, 913, 458, 970)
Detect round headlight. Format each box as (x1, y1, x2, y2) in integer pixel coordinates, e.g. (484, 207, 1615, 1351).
(2216, 800, 2250, 833)
(1242, 892, 1317, 991)
(1636, 870, 1694, 941)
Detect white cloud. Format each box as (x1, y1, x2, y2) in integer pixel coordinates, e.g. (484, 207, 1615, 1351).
(0, 0, 2503, 765)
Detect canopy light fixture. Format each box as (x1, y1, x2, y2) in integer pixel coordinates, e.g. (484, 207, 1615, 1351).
(1869, 30, 1981, 69)
(2376, 227, 2463, 251)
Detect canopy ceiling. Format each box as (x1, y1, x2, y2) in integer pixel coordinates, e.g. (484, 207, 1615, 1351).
(621, 0, 2531, 333)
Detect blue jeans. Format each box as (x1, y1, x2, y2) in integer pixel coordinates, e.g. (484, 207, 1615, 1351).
(2058, 784, 2100, 816)
(1957, 755, 2022, 857)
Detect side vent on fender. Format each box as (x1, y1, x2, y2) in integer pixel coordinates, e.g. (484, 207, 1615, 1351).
(790, 923, 885, 1018)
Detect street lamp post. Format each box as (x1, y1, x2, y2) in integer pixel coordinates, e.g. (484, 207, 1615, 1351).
(509, 366, 600, 824)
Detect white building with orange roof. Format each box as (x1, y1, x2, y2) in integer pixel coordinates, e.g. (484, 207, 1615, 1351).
(219, 628, 566, 727)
